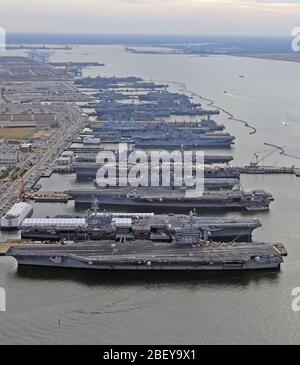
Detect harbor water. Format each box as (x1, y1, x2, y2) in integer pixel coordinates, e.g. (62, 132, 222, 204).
(1, 45, 300, 344)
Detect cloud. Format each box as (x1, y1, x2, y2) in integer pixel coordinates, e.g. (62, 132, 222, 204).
(194, 0, 300, 4)
(0, 0, 299, 35)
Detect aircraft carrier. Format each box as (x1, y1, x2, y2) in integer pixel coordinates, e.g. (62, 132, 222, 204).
(74, 153, 234, 165)
(133, 133, 235, 148)
(89, 117, 225, 136)
(78, 131, 235, 148)
(0, 239, 287, 271)
(67, 187, 273, 212)
(93, 178, 238, 190)
(72, 163, 240, 181)
(21, 212, 262, 242)
(80, 120, 235, 148)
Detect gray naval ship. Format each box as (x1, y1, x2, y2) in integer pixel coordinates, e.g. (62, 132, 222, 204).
(93, 178, 238, 190)
(87, 130, 235, 148)
(75, 153, 234, 165)
(0, 239, 287, 272)
(83, 119, 235, 148)
(89, 116, 225, 136)
(72, 162, 240, 190)
(72, 163, 240, 181)
(68, 187, 274, 212)
(21, 211, 262, 242)
(133, 132, 235, 148)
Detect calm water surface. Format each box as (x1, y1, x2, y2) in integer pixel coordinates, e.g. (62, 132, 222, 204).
(1, 46, 300, 344)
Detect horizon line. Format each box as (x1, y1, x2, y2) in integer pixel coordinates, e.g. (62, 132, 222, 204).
(5, 32, 290, 39)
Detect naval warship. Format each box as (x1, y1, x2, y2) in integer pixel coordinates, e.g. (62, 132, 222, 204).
(133, 131, 235, 148)
(89, 117, 225, 136)
(74, 153, 234, 165)
(81, 118, 235, 148)
(72, 163, 240, 181)
(0, 239, 287, 271)
(21, 211, 262, 242)
(92, 178, 238, 191)
(85, 128, 235, 148)
(68, 187, 273, 212)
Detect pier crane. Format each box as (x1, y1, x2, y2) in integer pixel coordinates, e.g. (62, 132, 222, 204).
(240, 144, 299, 176)
(26, 49, 55, 64)
(250, 144, 285, 167)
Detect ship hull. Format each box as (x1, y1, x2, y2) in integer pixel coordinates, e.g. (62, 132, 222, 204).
(7, 241, 283, 272)
(21, 228, 255, 243)
(134, 141, 234, 148)
(14, 257, 281, 271)
(75, 155, 234, 165)
(74, 168, 240, 182)
(72, 197, 266, 212)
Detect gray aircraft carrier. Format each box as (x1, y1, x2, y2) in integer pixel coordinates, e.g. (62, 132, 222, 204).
(0, 239, 287, 271)
(72, 163, 240, 182)
(67, 187, 274, 212)
(21, 212, 262, 242)
(75, 153, 234, 165)
(93, 178, 238, 190)
(89, 117, 225, 136)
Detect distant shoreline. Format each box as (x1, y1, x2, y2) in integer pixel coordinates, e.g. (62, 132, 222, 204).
(125, 47, 300, 63)
(231, 53, 300, 64)
(4, 42, 300, 64)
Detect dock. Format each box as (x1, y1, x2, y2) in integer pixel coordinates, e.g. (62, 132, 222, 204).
(68, 146, 107, 153)
(51, 62, 105, 67)
(30, 192, 70, 203)
(53, 166, 74, 173)
(239, 166, 300, 176)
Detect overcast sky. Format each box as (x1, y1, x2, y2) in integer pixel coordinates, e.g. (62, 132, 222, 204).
(1, 0, 300, 36)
